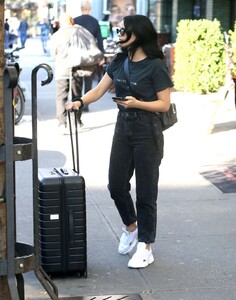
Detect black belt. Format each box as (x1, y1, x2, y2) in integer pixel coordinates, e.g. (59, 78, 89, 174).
(119, 111, 139, 118)
(119, 110, 153, 118)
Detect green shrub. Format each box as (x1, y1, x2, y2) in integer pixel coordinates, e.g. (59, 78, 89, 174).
(173, 19, 226, 94)
(228, 22, 236, 76)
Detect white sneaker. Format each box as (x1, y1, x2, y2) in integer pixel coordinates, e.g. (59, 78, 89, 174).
(118, 228, 138, 255)
(128, 242, 154, 268)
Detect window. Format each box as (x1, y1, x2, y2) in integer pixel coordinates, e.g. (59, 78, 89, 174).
(149, 0, 172, 33)
(193, 0, 206, 19)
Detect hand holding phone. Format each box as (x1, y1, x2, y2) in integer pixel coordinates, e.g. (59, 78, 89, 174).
(112, 96, 127, 101)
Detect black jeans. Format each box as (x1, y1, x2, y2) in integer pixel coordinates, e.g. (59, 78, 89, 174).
(108, 111, 164, 244)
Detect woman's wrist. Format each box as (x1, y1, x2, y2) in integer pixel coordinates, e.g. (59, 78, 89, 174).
(73, 97, 84, 109)
(136, 98, 143, 109)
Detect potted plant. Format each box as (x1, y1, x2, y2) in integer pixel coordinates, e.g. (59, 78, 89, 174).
(172, 19, 227, 134)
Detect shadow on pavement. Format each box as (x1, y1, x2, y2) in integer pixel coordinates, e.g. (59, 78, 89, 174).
(38, 150, 66, 168)
(212, 120, 236, 134)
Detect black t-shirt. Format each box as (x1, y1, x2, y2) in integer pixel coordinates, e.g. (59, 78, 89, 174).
(107, 53, 174, 110)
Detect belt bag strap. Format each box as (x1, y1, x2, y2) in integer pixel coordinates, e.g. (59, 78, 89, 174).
(124, 57, 130, 88)
(124, 57, 137, 97)
(124, 58, 143, 101)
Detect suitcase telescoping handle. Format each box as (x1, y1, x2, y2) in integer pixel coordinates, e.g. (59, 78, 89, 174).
(68, 109, 80, 174)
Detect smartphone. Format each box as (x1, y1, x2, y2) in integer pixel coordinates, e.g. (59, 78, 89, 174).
(112, 97, 127, 101)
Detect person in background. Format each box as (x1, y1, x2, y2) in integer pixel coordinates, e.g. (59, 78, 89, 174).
(4, 18, 10, 48)
(51, 18, 60, 34)
(65, 15, 173, 268)
(8, 30, 18, 49)
(18, 17, 29, 47)
(5, 18, 10, 31)
(37, 18, 50, 53)
(50, 14, 84, 134)
(73, 0, 105, 112)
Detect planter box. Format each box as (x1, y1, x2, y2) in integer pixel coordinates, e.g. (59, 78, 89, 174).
(171, 92, 223, 135)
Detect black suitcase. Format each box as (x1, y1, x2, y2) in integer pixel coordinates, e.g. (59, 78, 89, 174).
(38, 111, 87, 277)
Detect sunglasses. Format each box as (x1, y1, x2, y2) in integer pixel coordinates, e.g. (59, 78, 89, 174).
(116, 27, 126, 36)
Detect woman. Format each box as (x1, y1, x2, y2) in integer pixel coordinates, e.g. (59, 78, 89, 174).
(65, 15, 173, 269)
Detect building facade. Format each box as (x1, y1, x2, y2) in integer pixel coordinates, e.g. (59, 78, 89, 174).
(5, 0, 236, 43)
(62, 0, 236, 43)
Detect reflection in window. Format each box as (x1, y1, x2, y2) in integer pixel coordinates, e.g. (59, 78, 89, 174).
(149, 0, 172, 33)
(193, 5, 200, 19)
(193, 0, 206, 19)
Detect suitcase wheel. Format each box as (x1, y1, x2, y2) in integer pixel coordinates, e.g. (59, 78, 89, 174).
(83, 271, 87, 278)
(77, 270, 87, 278)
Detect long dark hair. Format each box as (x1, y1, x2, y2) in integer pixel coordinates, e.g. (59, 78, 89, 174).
(123, 15, 164, 60)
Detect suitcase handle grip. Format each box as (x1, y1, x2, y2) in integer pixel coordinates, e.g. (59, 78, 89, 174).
(60, 168, 69, 175)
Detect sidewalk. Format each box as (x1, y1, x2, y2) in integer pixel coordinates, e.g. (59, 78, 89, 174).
(14, 38, 236, 300)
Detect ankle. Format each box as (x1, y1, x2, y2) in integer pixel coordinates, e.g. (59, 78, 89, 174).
(126, 223, 137, 233)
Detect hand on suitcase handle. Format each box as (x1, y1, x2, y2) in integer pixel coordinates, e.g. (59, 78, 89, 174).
(72, 107, 79, 111)
(65, 101, 76, 112)
(65, 98, 84, 111)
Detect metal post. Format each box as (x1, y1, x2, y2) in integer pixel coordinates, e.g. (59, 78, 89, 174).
(31, 64, 58, 299)
(232, 77, 236, 109)
(0, 64, 57, 300)
(3, 66, 21, 300)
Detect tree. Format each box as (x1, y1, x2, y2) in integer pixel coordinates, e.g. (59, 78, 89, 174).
(0, 0, 12, 298)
